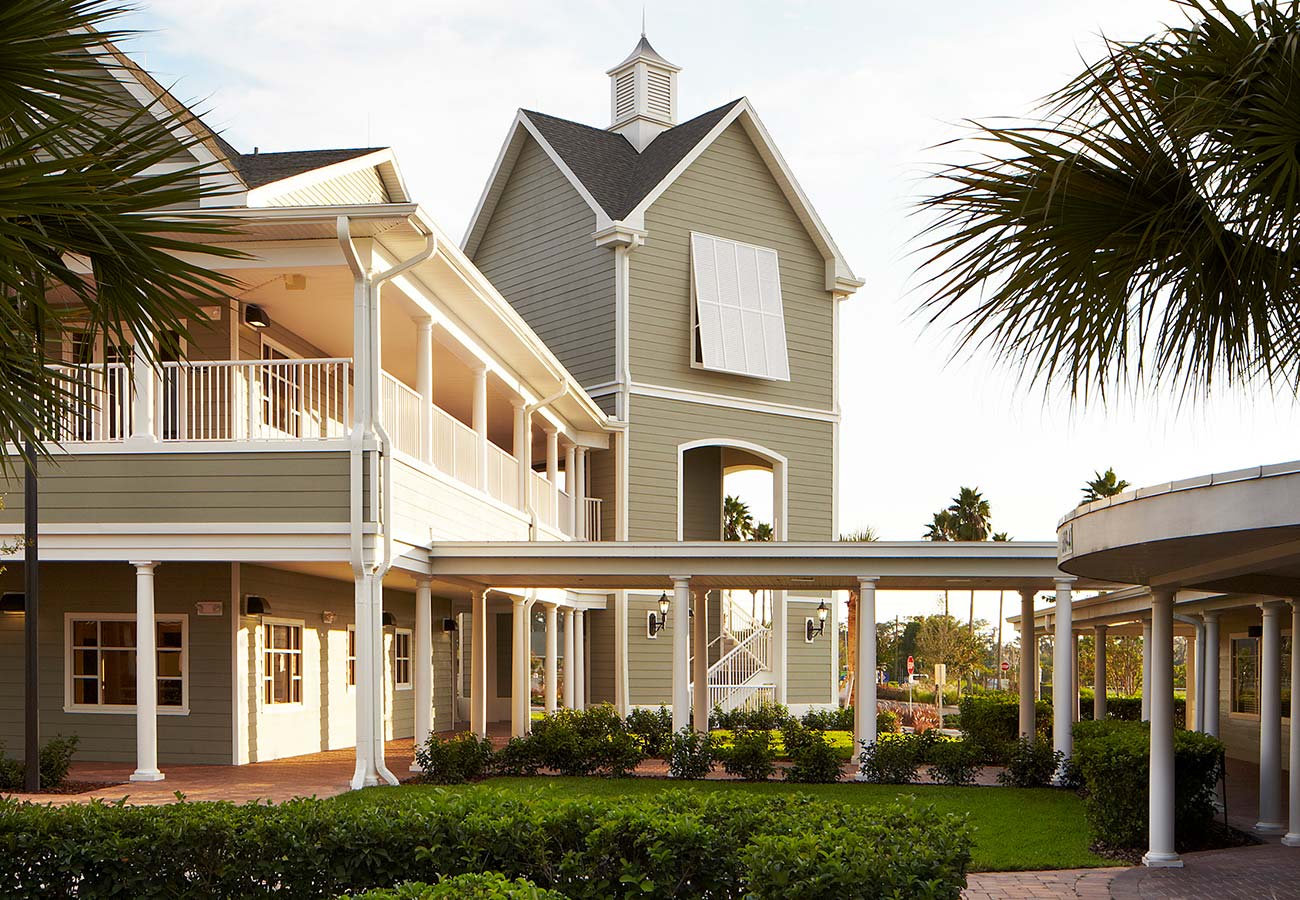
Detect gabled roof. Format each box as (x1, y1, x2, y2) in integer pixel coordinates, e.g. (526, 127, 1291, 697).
(463, 98, 862, 293)
(232, 147, 385, 189)
(522, 100, 740, 221)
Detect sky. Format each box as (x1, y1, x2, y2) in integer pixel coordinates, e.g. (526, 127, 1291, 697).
(120, 0, 1300, 638)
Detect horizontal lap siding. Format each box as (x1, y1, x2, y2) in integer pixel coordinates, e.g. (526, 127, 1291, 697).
(626, 395, 833, 542)
(631, 123, 834, 410)
(472, 136, 616, 391)
(266, 168, 389, 207)
(0, 452, 351, 524)
(0, 562, 233, 765)
(787, 595, 834, 705)
(628, 592, 674, 707)
(586, 607, 615, 705)
(391, 459, 533, 544)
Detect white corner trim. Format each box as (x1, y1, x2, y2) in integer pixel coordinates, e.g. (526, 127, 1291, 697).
(630, 381, 838, 422)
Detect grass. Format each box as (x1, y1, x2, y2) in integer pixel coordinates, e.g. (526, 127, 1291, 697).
(337, 776, 1113, 872)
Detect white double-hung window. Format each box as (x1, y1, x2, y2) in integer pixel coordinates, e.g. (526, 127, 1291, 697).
(690, 232, 790, 381)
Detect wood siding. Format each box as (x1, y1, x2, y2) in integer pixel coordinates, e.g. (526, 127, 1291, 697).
(630, 122, 834, 410)
(0, 562, 233, 765)
(471, 136, 616, 391)
(586, 607, 615, 705)
(786, 596, 835, 705)
(626, 395, 833, 542)
(628, 591, 674, 707)
(0, 452, 351, 524)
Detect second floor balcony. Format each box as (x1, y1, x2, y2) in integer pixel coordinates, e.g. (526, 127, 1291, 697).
(45, 357, 603, 542)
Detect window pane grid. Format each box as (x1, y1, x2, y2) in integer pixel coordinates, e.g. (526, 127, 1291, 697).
(264, 622, 304, 705)
(69, 618, 184, 708)
(394, 630, 412, 688)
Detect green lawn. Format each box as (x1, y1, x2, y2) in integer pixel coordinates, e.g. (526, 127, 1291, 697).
(337, 777, 1113, 873)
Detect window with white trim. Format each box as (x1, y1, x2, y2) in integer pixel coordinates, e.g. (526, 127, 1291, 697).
(690, 232, 790, 381)
(346, 625, 356, 688)
(263, 621, 303, 705)
(394, 628, 412, 690)
(68, 615, 186, 710)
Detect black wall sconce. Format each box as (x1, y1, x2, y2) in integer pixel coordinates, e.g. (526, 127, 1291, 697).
(805, 600, 829, 641)
(0, 592, 25, 614)
(647, 591, 670, 637)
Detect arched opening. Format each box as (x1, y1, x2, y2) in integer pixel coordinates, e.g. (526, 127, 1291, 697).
(676, 439, 786, 542)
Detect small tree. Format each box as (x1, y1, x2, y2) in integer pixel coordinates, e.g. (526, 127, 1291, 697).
(1082, 468, 1131, 503)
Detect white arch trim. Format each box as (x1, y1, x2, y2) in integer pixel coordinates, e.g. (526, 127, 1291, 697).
(675, 438, 789, 542)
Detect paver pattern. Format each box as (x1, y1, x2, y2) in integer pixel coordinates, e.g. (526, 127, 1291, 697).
(964, 868, 1121, 899)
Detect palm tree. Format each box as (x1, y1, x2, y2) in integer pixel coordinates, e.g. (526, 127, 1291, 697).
(838, 526, 880, 542)
(723, 495, 754, 541)
(752, 522, 774, 541)
(948, 487, 992, 542)
(923, 509, 957, 542)
(915, 1, 1300, 403)
(1082, 468, 1131, 503)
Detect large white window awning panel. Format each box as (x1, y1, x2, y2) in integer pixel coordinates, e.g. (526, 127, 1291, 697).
(691, 232, 790, 381)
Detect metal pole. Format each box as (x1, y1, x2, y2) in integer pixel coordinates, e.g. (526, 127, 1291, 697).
(23, 443, 39, 792)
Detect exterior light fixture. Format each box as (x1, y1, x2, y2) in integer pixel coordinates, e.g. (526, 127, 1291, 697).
(0, 592, 24, 614)
(381, 611, 397, 628)
(244, 595, 270, 616)
(243, 303, 271, 329)
(806, 600, 828, 641)
(648, 591, 670, 637)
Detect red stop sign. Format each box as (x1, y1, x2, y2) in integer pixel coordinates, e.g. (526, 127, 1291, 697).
(1000, 661, 1010, 672)
(906, 655, 915, 675)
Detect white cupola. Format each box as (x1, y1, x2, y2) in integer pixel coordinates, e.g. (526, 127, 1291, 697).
(607, 34, 680, 151)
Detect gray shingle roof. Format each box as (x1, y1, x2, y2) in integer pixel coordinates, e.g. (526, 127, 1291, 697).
(231, 147, 386, 189)
(521, 100, 742, 220)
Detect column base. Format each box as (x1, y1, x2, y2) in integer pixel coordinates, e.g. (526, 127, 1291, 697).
(1141, 850, 1183, 868)
(1281, 833, 1300, 847)
(408, 762, 424, 773)
(129, 770, 165, 783)
(1256, 821, 1288, 834)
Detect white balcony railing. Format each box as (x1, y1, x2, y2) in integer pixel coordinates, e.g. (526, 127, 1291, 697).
(50, 363, 131, 442)
(379, 370, 424, 459)
(431, 404, 479, 487)
(583, 496, 603, 541)
(530, 469, 556, 527)
(160, 358, 351, 442)
(486, 442, 519, 508)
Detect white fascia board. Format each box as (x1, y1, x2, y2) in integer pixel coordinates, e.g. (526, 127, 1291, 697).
(245, 149, 402, 207)
(624, 98, 862, 296)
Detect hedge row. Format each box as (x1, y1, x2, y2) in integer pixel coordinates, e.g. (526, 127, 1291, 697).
(0, 790, 972, 899)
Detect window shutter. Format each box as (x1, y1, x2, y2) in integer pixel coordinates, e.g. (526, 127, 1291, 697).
(691, 232, 789, 381)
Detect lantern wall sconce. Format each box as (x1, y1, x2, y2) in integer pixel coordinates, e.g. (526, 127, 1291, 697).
(805, 600, 829, 641)
(647, 591, 670, 638)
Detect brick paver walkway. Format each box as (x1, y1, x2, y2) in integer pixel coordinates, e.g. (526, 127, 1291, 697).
(964, 868, 1122, 899)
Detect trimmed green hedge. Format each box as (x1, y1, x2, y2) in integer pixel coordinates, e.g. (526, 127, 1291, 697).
(1078, 693, 1186, 729)
(1070, 720, 1222, 849)
(344, 873, 566, 899)
(957, 693, 1049, 760)
(0, 789, 972, 899)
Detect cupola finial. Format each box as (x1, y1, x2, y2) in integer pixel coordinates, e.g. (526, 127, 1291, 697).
(607, 31, 680, 151)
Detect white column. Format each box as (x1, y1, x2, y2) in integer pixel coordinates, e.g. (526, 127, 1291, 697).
(412, 577, 433, 765)
(1141, 619, 1153, 721)
(1203, 611, 1220, 737)
(351, 572, 378, 788)
(1053, 578, 1074, 771)
(510, 596, 530, 737)
(416, 318, 434, 463)
(512, 401, 529, 509)
(1072, 633, 1081, 724)
(575, 448, 588, 539)
(1144, 589, 1182, 867)
(573, 609, 587, 710)
(562, 607, 576, 709)
(1185, 633, 1197, 734)
(691, 589, 709, 733)
(470, 588, 487, 738)
(543, 602, 558, 715)
(1019, 589, 1036, 738)
(671, 576, 691, 734)
(472, 366, 488, 491)
(1283, 600, 1300, 847)
(545, 428, 560, 521)
(1259, 601, 1286, 833)
(855, 577, 879, 754)
(1093, 624, 1108, 720)
(129, 561, 163, 782)
(565, 445, 578, 533)
(772, 590, 788, 704)
(127, 331, 158, 444)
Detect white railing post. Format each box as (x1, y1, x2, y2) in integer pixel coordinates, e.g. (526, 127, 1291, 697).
(545, 427, 560, 526)
(472, 366, 489, 491)
(127, 330, 158, 444)
(416, 318, 434, 464)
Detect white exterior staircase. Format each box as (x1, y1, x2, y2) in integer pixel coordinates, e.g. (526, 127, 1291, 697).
(691, 594, 775, 713)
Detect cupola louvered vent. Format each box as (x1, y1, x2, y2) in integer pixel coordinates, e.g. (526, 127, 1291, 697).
(614, 71, 636, 123)
(607, 34, 680, 151)
(646, 70, 672, 121)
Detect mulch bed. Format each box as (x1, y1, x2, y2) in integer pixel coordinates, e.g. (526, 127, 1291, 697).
(1089, 821, 1261, 865)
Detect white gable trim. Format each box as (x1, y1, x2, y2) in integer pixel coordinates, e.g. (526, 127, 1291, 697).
(245, 149, 407, 207)
(625, 99, 860, 295)
(462, 111, 613, 256)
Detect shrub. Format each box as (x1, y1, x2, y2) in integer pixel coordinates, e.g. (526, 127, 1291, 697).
(858, 736, 918, 784)
(958, 693, 1050, 761)
(1071, 721, 1223, 850)
(926, 739, 981, 786)
(0, 735, 80, 791)
(522, 705, 644, 777)
(625, 706, 673, 757)
(800, 706, 854, 731)
(0, 787, 973, 898)
(413, 733, 493, 785)
(995, 737, 1061, 788)
(710, 702, 794, 732)
(907, 705, 943, 733)
(593, 728, 646, 778)
(667, 728, 714, 779)
(489, 736, 543, 777)
(720, 727, 776, 781)
(781, 724, 842, 784)
(344, 873, 567, 899)
(877, 708, 901, 734)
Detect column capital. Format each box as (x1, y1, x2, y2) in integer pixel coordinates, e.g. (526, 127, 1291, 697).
(1093, 623, 1108, 634)
(470, 587, 487, 601)
(539, 599, 559, 611)
(670, 575, 692, 588)
(1202, 608, 1222, 622)
(856, 576, 879, 588)
(417, 316, 434, 333)
(129, 560, 158, 572)
(1259, 599, 1288, 611)
(1054, 577, 1076, 589)
(413, 575, 433, 589)
(1019, 587, 1038, 600)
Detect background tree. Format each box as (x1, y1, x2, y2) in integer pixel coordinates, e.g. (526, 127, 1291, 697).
(914, 613, 987, 699)
(915, 0, 1300, 403)
(838, 526, 880, 693)
(1082, 468, 1131, 503)
(924, 487, 995, 620)
(723, 494, 754, 542)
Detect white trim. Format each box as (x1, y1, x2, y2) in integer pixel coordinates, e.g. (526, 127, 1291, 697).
(629, 382, 837, 422)
(11, 440, 353, 455)
(245, 150, 405, 207)
(393, 627, 413, 691)
(63, 612, 190, 716)
(346, 623, 358, 691)
(231, 562, 246, 764)
(260, 616, 306, 709)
